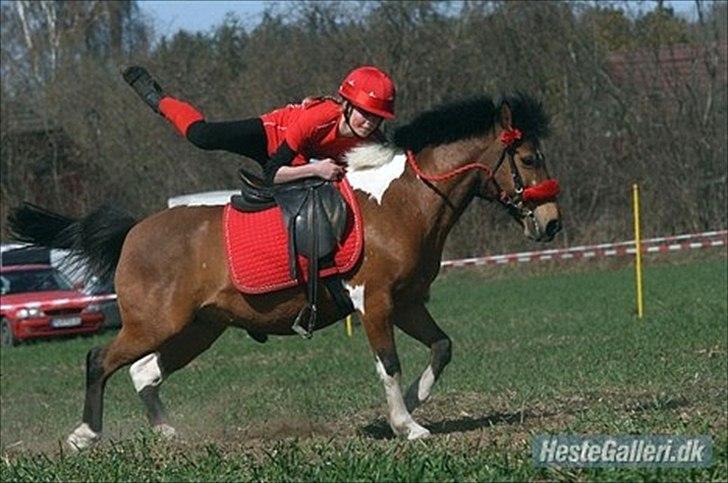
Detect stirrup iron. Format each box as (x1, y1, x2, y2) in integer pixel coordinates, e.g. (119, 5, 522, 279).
(292, 304, 317, 339)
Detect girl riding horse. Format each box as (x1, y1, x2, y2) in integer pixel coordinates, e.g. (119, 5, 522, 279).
(10, 89, 562, 449)
(122, 65, 395, 185)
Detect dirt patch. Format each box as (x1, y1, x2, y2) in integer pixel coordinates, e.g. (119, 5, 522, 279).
(4, 385, 724, 459)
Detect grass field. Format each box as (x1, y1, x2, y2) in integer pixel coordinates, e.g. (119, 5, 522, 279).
(1, 253, 726, 481)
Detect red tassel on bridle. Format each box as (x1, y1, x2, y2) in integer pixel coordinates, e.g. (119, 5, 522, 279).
(500, 128, 523, 146)
(523, 179, 560, 202)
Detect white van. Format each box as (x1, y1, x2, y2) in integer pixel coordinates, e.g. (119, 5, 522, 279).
(167, 190, 238, 208)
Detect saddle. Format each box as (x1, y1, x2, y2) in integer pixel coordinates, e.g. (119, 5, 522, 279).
(231, 168, 354, 338)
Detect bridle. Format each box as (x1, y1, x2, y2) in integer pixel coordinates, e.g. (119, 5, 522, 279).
(404, 128, 560, 222)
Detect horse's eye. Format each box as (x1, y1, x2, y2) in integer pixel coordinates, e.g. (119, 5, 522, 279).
(521, 156, 535, 166)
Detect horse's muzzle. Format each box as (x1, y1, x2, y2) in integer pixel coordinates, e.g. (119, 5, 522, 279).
(524, 202, 561, 242)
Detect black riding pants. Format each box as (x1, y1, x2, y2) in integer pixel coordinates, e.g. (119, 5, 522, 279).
(185, 118, 297, 184)
(186, 118, 269, 165)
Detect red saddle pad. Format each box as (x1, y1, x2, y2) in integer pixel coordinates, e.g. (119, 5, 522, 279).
(223, 179, 363, 294)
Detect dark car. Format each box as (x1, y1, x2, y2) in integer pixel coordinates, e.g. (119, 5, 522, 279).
(83, 278, 121, 329)
(0, 264, 105, 346)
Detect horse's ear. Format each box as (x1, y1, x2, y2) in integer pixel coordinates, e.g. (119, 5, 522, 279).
(499, 102, 513, 130)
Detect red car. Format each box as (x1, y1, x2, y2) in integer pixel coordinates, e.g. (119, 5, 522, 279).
(0, 264, 105, 347)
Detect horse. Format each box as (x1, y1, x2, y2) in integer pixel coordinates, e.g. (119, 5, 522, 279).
(9, 93, 561, 449)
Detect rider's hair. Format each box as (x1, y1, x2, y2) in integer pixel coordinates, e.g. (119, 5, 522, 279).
(301, 95, 341, 107)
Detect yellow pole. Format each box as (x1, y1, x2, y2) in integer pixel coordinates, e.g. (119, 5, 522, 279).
(632, 183, 644, 319)
(345, 314, 353, 337)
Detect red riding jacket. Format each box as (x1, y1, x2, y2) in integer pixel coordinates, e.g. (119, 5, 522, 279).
(261, 98, 362, 166)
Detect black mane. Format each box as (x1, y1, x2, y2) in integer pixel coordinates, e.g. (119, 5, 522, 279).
(392, 92, 550, 153)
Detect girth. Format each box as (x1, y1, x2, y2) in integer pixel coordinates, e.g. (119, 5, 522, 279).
(231, 167, 354, 338)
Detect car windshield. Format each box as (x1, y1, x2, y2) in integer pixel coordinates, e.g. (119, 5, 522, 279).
(0, 269, 74, 295)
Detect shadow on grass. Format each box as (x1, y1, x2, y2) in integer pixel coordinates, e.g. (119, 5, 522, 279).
(357, 395, 692, 439)
(358, 410, 537, 439)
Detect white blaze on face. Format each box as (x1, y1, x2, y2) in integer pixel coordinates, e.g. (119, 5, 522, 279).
(344, 283, 365, 314)
(129, 352, 163, 392)
(346, 153, 406, 205)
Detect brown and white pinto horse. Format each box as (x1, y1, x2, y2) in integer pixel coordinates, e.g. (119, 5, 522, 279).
(9, 93, 561, 449)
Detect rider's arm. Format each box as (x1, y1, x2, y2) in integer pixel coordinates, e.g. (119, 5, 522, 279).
(264, 142, 305, 185)
(264, 142, 345, 185)
(273, 165, 322, 184)
(263, 101, 341, 185)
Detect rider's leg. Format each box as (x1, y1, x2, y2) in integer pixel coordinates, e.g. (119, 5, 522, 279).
(158, 97, 205, 137)
(186, 118, 269, 162)
(123, 66, 268, 163)
(122, 66, 165, 113)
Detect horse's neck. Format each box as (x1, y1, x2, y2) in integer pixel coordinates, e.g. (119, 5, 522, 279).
(405, 138, 490, 254)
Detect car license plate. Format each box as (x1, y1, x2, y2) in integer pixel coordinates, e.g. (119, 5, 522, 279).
(51, 317, 82, 328)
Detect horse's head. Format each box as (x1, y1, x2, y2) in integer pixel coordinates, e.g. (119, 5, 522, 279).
(475, 96, 562, 242)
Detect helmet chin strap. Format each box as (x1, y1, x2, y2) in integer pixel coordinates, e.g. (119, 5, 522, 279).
(343, 103, 374, 140)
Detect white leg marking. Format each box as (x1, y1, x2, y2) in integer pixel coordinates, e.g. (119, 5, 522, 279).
(405, 365, 436, 412)
(417, 366, 436, 401)
(346, 153, 406, 204)
(153, 423, 177, 439)
(67, 423, 101, 451)
(375, 358, 431, 440)
(129, 353, 163, 392)
(344, 283, 365, 314)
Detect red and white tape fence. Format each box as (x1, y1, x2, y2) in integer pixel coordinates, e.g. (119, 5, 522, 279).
(2, 230, 725, 311)
(441, 230, 727, 269)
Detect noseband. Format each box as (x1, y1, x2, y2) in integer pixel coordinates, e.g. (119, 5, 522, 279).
(404, 129, 560, 221)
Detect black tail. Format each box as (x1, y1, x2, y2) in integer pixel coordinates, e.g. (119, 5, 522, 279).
(8, 203, 137, 284)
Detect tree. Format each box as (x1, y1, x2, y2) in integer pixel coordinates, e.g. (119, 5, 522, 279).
(634, 4, 690, 47)
(2, 1, 149, 92)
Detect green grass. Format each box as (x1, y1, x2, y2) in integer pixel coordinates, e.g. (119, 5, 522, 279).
(1, 254, 726, 481)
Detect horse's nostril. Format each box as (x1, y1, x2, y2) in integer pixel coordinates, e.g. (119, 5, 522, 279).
(545, 219, 561, 238)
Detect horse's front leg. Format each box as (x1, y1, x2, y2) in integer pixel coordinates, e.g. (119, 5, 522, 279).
(393, 302, 452, 413)
(360, 292, 431, 440)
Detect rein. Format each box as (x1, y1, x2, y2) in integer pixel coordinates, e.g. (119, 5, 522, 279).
(404, 129, 560, 220)
(405, 151, 493, 182)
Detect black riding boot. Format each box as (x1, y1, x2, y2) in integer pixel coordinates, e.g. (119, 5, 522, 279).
(123, 66, 165, 114)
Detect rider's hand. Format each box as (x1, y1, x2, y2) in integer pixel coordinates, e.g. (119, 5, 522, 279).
(314, 159, 347, 181)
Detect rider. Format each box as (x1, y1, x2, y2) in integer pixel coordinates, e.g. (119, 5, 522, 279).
(122, 65, 395, 185)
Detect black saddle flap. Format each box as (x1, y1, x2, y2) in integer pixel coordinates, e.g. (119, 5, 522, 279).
(273, 179, 347, 259)
(232, 167, 275, 212)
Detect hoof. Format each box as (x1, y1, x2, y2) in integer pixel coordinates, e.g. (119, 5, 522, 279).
(153, 423, 177, 439)
(67, 423, 101, 451)
(407, 423, 431, 441)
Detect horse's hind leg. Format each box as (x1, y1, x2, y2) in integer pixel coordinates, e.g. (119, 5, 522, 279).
(67, 329, 154, 450)
(65, 344, 110, 450)
(131, 317, 227, 437)
(393, 303, 452, 413)
(67, 323, 184, 451)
